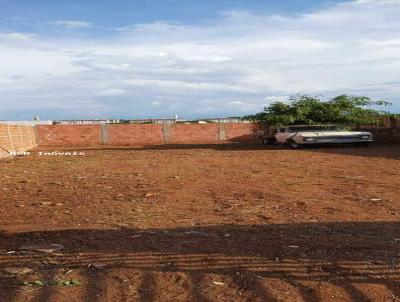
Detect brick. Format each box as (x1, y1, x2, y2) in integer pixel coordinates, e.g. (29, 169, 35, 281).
(0, 124, 37, 158)
(36, 125, 101, 146)
(35, 123, 262, 146)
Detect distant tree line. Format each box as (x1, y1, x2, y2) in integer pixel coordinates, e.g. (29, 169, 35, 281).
(243, 95, 392, 126)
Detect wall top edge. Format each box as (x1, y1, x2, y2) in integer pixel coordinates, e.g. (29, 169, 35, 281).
(0, 121, 52, 125)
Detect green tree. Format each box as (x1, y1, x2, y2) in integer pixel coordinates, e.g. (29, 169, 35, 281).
(243, 95, 390, 126)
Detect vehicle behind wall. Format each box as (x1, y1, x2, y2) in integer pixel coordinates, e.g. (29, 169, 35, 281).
(258, 125, 374, 148)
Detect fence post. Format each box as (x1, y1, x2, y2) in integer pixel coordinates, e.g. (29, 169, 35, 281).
(162, 123, 172, 143)
(100, 124, 109, 144)
(6, 125, 14, 152)
(218, 124, 226, 141)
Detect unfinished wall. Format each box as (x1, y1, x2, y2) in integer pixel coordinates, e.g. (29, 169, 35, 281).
(167, 124, 220, 143)
(0, 124, 37, 158)
(354, 116, 400, 144)
(36, 123, 260, 146)
(25, 122, 400, 147)
(108, 124, 164, 145)
(36, 125, 102, 146)
(224, 123, 258, 142)
(359, 127, 400, 144)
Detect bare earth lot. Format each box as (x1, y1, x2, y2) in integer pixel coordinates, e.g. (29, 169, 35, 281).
(1, 144, 400, 302)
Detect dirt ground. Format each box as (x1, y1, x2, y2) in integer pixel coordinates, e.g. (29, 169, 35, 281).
(1, 144, 400, 302)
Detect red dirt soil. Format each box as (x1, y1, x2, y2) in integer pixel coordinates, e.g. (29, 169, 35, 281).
(1, 144, 400, 301)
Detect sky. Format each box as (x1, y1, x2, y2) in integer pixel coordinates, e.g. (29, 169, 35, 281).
(0, 0, 399, 120)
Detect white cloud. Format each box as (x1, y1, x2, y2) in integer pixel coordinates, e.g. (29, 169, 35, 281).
(264, 96, 290, 104)
(1, 0, 400, 119)
(0, 32, 36, 41)
(225, 100, 258, 111)
(98, 88, 127, 96)
(51, 20, 93, 29)
(151, 101, 162, 107)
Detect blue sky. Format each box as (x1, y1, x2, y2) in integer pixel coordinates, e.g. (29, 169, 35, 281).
(0, 1, 344, 28)
(0, 0, 399, 120)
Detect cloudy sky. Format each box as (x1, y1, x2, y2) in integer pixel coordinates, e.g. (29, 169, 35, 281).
(0, 0, 399, 120)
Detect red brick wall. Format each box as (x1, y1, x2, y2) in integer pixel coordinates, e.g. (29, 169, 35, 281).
(168, 124, 220, 143)
(0, 124, 37, 158)
(108, 124, 163, 145)
(225, 123, 259, 142)
(36, 124, 101, 146)
(36, 123, 259, 146)
(359, 127, 400, 144)
(29, 123, 400, 147)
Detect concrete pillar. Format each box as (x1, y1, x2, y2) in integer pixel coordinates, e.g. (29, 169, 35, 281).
(100, 124, 109, 144)
(162, 123, 172, 143)
(33, 125, 40, 146)
(6, 125, 14, 151)
(218, 124, 227, 141)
